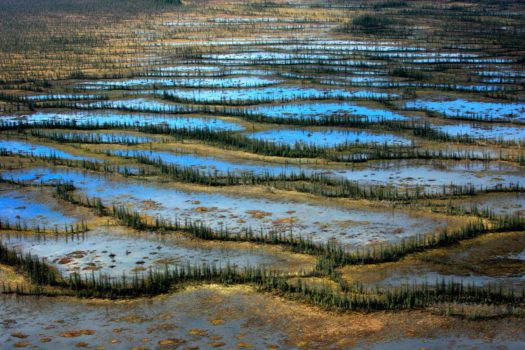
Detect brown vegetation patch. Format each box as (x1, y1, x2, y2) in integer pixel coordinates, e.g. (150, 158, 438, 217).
(58, 330, 96, 338)
(272, 217, 297, 225)
(158, 337, 186, 346)
(245, 210, 273, 219)
(11, 332, 28, 339)
(13, 341, 31, 348)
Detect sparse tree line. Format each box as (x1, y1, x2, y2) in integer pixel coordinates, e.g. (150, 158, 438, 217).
(1, 146, 524, 202)
(2, 121, 523, 163)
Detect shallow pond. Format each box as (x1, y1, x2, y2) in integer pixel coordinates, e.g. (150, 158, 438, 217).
(0, 226, 309, 278)
(366, 336, 524, 350)
(78, 76, 282, 89)
(109, 149, 307, 177)
(76, 98, 192, 114)
(37, 131, 155, 144)
(246, 128, 412, 147)
(162, 86, 396, 105)
(21, 94, 104, 101)
(267, 41, 423, 52)
(460, 193, 525, 216)
(246, 101, 410, 122)
(157, 65, 223, 73)
(436, 123, 525, 142)
(202, 52, 341, 61)
(0, 288, 294, 350)
(1, 289, 522, 350)
(377, 270, 525, 289)
(0, 139, 97, 161)
(411, 57, 511, 64)
(1, 167, 445, 247)
(3, 111, 244, 131)
(109, 150, 525, 191)
(405, 99, 525, 122)
(0, 186, 77, 228)
(314, 160, 524, 191)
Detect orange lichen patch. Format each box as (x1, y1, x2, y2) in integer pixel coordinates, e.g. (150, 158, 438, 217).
(13, 341, 31, 348)
(75, 342, 90, 348)
(40, 338, 52, 343)
(209, 319, 225, 326)
(56, 250, 88, 264)
(245, 210, 272, 219)
(195, 206, 210, 212)
(158, 338, 186, 346)
(11, 332, 29, 339)
(196, 284, 518, 349)
(237, 342, 254, 348)
(210, 342, 226, 347)
(68, 251, 88, 259)
(58, 330, 96, 338)
(272, 217, 297, 225)
(188, 328, 208, 337)
(57, 257, 74, 264)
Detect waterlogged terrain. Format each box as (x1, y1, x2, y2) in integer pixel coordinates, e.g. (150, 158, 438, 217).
(109, 149, 308, 177)
(2, 110, 244, 131)
(34, 130, 156, 144)
(340, 231, 525, 291)
(247, 101, 411, 122)
(109, 149, 525, 192)
(162, 86, 396, 105)
(405, 99, 525, 123)
(436, 123, 525, 143)
(1, 287, 524, 350)
(0, 226, 314, 277)
(0, 139, 97, 161)
(0, 185, 80, 228)
(77, 76, 283, 89)
(1, 0, 525, 348)
(0, 288, 293, 350)
(247, 128, 413, 147)
(1, 167, 445, 247)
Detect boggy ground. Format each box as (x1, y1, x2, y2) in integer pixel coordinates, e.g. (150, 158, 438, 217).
(340, 231, 525, 290)
(2, 284, 525, 350)
(0, 0, 524, 348)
